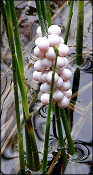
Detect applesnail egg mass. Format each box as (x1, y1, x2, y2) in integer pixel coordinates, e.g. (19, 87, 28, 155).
(33, 25, 72, 108)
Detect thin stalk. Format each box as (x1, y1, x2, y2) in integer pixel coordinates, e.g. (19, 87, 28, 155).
(40, 0, 48, 35)
(64, 0, 74, 44)
(35, 0, 47, 37)
(76, 0, 84, 65)
(45, 0, 52, 27)
(55, 104, 67, 169)
(5, 1, 25, 174)
(42, 45, 58, 174)
(60, 108, 76, 155)
(9, 1, 34, 169)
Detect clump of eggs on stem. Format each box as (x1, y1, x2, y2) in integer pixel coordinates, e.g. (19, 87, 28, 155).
(33, 25, 72, 108)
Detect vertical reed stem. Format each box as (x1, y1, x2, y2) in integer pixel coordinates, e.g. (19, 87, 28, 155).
(42, 45, 58, 174)
(76, 0, 84, 65)
(35, 0, 47, 37)
(40, 0, 48, 35)
(4, 1, 25, 174)
(64, 0, 74, 44)
(45, 0, 52, 27)
(55, 104, 67, 169)
(60, 108, 76, 155)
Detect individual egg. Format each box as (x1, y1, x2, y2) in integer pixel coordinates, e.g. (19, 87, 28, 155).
(33, 71, 41, 82)
(48, 25, 61, 35)
(63, 57, 69, 68)
(36, 26, 42, 37)
(35, 37, 42, 45)
(60, 68, 72, 81)
(58, 44, 69, 56)
(45, 47, 56, 60)
(55, 76, 63, 88)
(53, 56, 65, 68)
(57, 96, 70, 108)
(63, 89, 72, 98)
(53, 89, 64, 101)
(40, 82, 50, 93)
(60, 80, 71, 91)
(37, 37, 50, 51)
(47, 71, 59, 83)
(40, 69, 50, 82)
(41, 93, 50, 105)
(34, 60, 45, 72)
(34, 46, 45, 58)
(56, 67, 64, 75)
(41, 57, 52, 68)
(48, 34, 61, 46)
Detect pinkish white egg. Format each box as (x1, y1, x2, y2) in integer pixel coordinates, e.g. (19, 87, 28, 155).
(58, 44, 69, 56)
(55, 76, 63, 88)
(63, 57, 69, 68)
(57, 96, 70, 108)
(37, 37, 50, 51)
(53, 56, 65, 68)
(56, 67, 64, 75)
(40, 69, 50, 82)
(48, 25, 61, 35)
(33, 71, 41, 82)
(53, 89, 64, 101)
(34, 60, 45, 72)
(36, 26, 42, 37)
(41, 93, 50, 105)
(60, 68, 72, 81)
(34, 46, 45, 58)
(41, 57, 52, 68)
(48, 34, 61, 46)
(47, 71, 59, 83)
(63, 89, 72, 98)
(40, 82, 50, 93)
(60, 80, 71, 91)
(35, 37, 42, 45)
(45, 47, 56, 60)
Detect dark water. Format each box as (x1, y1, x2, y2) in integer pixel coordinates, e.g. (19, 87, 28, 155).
(1, 1, 92, 174)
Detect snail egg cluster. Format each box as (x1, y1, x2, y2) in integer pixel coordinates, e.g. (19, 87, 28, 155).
(33, 25, 72, 108)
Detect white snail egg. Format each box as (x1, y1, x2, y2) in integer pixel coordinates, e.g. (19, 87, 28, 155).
(45, 47, 56, 60)
(33, 71, 41, 82)
(63, 89, 72, 98)
(53, 89, 64, 101)
(60, 80, 71, 91)
(48, 34, 61, 46)
(61, 68, 72, 81)
(57, 96, 70, 108)
(34, 60, 45, 72)
(40, 82, 50, 93)
(58, 44, 69, 56)
(36, 26, 42, 37)
(37, 37, 50, 51)
(41, 57, 52, 68)
(35, 37, 42, 46)
(55, 56, 65, 68)
(55, 76, 63, 88)
(63, 57, 69, 68)
(41, 93, 50, 105)
(56, 67, 64, 75)
(47, 71, 59, 83)
(40, 70, 49, 83)
(34, 46, 45, 58)
(48, 25, 61, 35)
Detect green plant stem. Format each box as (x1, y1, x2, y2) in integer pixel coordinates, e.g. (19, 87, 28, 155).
(76, 0, 84, 65)
(42, 45, 58, 174)
(40, 0, 48, 35)
(64, 0, 74, 44)
(5, 1, 25, 174)
(45, 0, 52, 27)
(60, 108, 76, 155)
(55, 104, 67, 169)
(35, 0, 47, 37)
